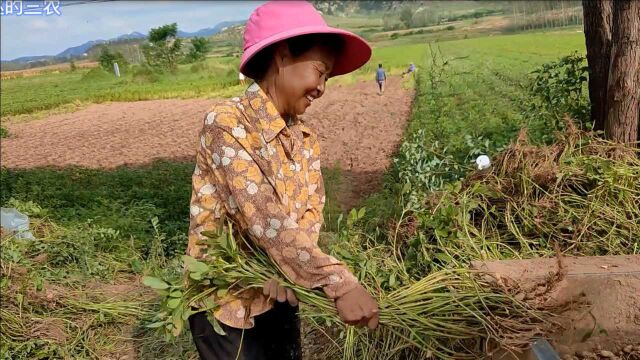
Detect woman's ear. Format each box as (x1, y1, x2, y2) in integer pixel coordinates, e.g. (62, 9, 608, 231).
(273, 42, 291, 69)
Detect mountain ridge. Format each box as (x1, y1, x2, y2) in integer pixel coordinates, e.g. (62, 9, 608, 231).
(2, 20, 244, 64)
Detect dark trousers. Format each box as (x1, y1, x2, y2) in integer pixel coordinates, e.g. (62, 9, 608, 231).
(188, 302, 302, 360)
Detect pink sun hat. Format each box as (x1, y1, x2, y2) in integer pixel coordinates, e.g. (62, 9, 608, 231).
(240, 1, 372, 78)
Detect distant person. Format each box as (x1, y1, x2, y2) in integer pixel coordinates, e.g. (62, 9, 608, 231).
(402, 62, 417, 78)
(239, 71, 246, 86)
(376, 63, 386, 95)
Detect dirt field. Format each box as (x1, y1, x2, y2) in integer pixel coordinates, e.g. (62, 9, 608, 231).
(475, 255, 640, 359)
(0, 61, 99, 80)
(1, 77, 413, 209)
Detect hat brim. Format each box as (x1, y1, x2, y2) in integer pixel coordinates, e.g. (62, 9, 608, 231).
(240, 25, 372, 78)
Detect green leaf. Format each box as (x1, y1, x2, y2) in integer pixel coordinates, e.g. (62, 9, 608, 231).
(182, 309, 196, 320)
(207, 313, 227, 336)
(142, 276, 170, 290)
(202, 297, 216, 310)
(189, 272, 203, 281)
(145, 321, 166, 328)
(169, 290, 183, 298)
(211, 278, 227, 286)
(389, 272, 397, 287)
(402, 181, 412, 194)
(357, 207, 366, 220)
(212, 318, 226, 336)
(182, 255, 210, 273)
(434, 252, 451, 263)
(167, 298, 181, 309)
(130, 259, 144, 274)
(435, 228, 449, 238)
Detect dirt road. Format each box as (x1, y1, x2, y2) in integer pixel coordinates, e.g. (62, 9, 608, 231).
(2, 77, 413, 208)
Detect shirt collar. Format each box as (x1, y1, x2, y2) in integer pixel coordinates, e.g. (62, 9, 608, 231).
(245, 82, 312, 142)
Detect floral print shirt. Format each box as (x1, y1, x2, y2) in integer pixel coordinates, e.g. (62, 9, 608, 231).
(188, 82, 358, 329)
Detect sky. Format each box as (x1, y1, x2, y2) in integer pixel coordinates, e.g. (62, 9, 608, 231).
(1, 0, 265, 60)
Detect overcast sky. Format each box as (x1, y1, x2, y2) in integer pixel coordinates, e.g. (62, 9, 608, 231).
(1, 1, 265, 60)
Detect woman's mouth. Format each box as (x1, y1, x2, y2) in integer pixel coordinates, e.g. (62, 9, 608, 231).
(305, 95, 314, 105)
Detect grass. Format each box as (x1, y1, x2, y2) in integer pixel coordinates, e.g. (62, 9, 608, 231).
(1, 162, 193, 257)
(1, 162, 347, 258)
(335, 30, 583, 87)
(387, 31, 586, 193)
(0, 200, 197, 359)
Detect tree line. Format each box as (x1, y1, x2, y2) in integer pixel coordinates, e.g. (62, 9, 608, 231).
(98, 23, 212, 74)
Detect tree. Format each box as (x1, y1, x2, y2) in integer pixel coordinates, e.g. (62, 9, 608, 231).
(400, 6, 414, 29)
(143, 23, 183, 72)
(360, 1, 387, 12)
(98, 46, 128, 73)
(185, 36, 211, 63)
(582, 0, 612, 132)
(604, 0, 639, 145)
(582, 0, 639, 145)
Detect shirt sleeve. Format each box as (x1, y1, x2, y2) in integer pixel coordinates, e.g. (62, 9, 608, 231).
(202, 115, 358, 300)
(187, 133, 225, 259)
(296, 134, 325, 243)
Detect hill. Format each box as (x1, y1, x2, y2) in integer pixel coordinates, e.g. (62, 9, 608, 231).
(1, 21, 244, 71)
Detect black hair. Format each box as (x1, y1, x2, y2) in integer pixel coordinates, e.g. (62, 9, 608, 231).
(243, 33, 344, 81)
(378, 63, 382, 68)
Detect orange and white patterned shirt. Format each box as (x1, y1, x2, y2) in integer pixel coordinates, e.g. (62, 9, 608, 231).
(187, 82, 358, 329)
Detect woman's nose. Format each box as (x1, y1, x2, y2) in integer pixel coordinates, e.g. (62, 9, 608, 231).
(316, 81, 325, 96)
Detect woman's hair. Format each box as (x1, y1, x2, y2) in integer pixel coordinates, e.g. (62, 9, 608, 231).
(243, 33, 344, 81)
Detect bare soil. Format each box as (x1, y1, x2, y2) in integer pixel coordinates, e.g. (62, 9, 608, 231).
(474, 255, 640, 359)
(1, 77, 413, 209)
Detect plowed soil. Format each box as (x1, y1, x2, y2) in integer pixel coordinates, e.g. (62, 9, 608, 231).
(2, 77, 413, 208)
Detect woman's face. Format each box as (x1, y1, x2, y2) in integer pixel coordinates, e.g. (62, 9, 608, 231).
(275, 44, 335, 116)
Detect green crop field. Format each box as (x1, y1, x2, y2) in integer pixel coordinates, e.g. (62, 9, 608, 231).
(0, 57, 241, 118)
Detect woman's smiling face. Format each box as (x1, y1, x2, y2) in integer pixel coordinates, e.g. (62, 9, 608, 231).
(275, 43, 336, 116)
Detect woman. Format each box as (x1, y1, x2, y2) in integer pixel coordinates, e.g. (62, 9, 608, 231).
(186, 2, 379, 359)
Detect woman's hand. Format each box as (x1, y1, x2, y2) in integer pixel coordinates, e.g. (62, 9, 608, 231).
(334, 283, 379, 330)
(263, 278, 298, 307)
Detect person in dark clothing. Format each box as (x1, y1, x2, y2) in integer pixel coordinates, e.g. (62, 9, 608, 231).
(376, 63, 387, 95)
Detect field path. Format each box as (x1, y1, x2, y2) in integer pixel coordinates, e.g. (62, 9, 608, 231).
(2, 77, 412, 208)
